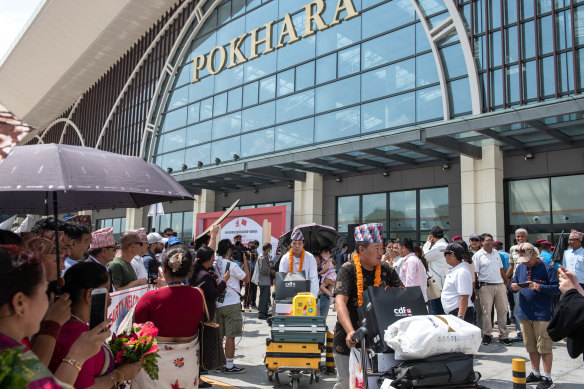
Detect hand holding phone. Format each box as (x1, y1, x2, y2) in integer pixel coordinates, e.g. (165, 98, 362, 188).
(517, 282, 530, 288)
(89, 288, 108, 330)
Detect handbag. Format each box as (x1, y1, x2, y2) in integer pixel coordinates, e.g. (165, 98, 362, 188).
(194, 287, 226, 370)
(274, 271, 310, 300)
(427, 275, 441, 300)
(251, 258, 260, 285)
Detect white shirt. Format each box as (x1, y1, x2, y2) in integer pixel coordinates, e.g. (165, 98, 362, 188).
(441, 262, 474, 314)
(131, 255, 148, 280)
(473, 248, 504, 283)
(215, 257, 247, 308)
(423, 238, 449, 289)
(278, 250, 319, 298)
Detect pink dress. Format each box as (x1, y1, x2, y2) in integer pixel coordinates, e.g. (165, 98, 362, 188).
(399, 253, 428, 302)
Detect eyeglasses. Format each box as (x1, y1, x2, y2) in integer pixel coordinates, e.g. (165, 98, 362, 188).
(443, 251, 453, 256)
(105, 246, 116, 250)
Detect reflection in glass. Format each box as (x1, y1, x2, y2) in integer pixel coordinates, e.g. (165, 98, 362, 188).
(316, 53, 337, 84)
(316, 1, 361, 55)
(241, 127, 275, 157)
(363, 193, 386, 224)
(275, 118, 314, 150)
(316, 76, 360, 113)
(228, 88, 242, 112)
(187, 103, 200, 125)
(361, 93, 415, 133)
(337, 196, 360, 232)
(440, 44, 467, 79)
(506, 66, 520, 104)
(185, 143, 211, 166)
(276, 89, 314, 123)
(362, 26, 415, 70)
(362, 0, 414, 39)
(296, 61, 315, 90)
(278, 69, 295, 96)
(315, 107, 360, 142)
(390, 191, 417, 231)
(200, 98, 213, 120)
(416, 85, 443, 121)
(243, 82, 259, 107)
(162, 108, 187, 133)
(551, 175, 584, 224)
(214, 93, 227, 116)
(416, 53, 439, 87)
(338, 46, 361, 77)
(168, 86, 189, 109)
(189, 76, 214, 103)
(187, 121, 212, 145)
(242, 101, 275, 132)
(260, 76, 276, 102)
(211, 136, 240, 162)
(213, 112, 242, 139)
(160, 129, 186, 153)
(183, 212, 194, 242)
(419, 188, 449, 230)
(448, 78, 472, 116)
(508, 179, 550, 225)
(171, 213, 183, 238)
(362, 59, 415, 101)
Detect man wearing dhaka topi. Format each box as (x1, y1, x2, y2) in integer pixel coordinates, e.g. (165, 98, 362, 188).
(332, 223, 403, 389)
(278, 227, 320, 299)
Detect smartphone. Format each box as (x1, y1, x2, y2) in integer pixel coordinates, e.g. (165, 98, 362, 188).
(89, 288, 108, 330)
(517, 282, 531, 288)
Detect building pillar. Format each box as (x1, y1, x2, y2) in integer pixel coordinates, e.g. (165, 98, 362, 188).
(460, 143, 505, 242)
(125, 207, 145, 231)
(193, 189, 215, 236)
(293, 172, 323, 226)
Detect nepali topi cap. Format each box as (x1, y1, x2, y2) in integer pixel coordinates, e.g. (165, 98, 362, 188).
(291, 227, 304, 241)
(67, 215, 92, 230)
(354, 223, 384, 243)
(90, 227, 115, 249)
(569, 229, 583, 240)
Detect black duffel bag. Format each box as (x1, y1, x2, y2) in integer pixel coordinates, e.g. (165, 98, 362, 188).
(383, 353, 480, 388)
(274, 271, 310, 300)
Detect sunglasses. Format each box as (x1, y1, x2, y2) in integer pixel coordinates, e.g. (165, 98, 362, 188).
(469, 238, 480, 241)
(443, 251, 453, 256)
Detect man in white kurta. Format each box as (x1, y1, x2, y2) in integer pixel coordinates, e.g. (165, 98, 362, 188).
(278, 227, 319, 298)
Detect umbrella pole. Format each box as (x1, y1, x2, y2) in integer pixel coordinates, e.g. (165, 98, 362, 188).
(53, 192, 61, 296)
(45, 191, 49, 216)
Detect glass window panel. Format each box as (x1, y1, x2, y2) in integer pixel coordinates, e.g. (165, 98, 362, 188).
(200, 10, 218, 35)
(363, 193, 387, 224)
(558, 52, 575, 93)
(185, 143, 211, 166)
(160, 129, 186, 153)
(189, 76, 214, 103)
(259, 75, 276, 102)
(228, 88, 243, 112)
(277, 69, 295, 96)
(187, 121, 212, 145)
(490, 68, 504, 106)
(276, 89, 314, 123)
(200, 97, 213, 120)
(474, 35, 486, 70)
(160, 150, 185, 172)
(489, 31, 502, 68)
(551, 174, 584, 224)
(217, 11, 245, 43)
(316, 76, 360, 113)
(390, 190, 417, 231)
(362, 0, 414, 39)
(505, 26, 519, 63)
(576, 7, 584, 45)
(521, 21, 536, 60)
(338, 46, 361, 77)
(171, 213, 184, 236)
(242, 101, 275, 131)
(316, 53, 337, 84)
(213, 112, 242, 139)
(506, 65, 521, 104)
(241, 127, 275, 157)
(182, 212, 193, 242)
(278, 0, 305, 18)
(275, 118, 314, 150)
(276, 12, 316, 70)
(361, 92, 415, 133)
(440, 44, 467, 79)
(104, 219, 113, 229)
(419, 0, 447, 16)
(315, 107, 360, 142)
(296, 61, 315, 90)
(362, 59, 415, 101)
(416, 85, 443, 122)
(520, 0, 535, 18)
(316, 0, 362, 55)
(416, 22, 431, 53)
(158, 215, 171, 233)
(175, 63, 192, 88)
(508, 179, 550, 224)
(540, 56, 555, 96)
(416, 53, 439, 87)
(243, 51, 277, 82)
(473, 0, 485, 34)
(539, 16, 553, 55)
(538, 0, 553, 13)
(211, 136, 240, 162)
(245, 0, 277, 29)
(337, 196, 360, 232)
(362, 26, 415, 70)
(578, 49, 584, 91)
(505, 0, 518, 24)
(168, 85, 189, 109)
(489, 0, 502, 29)
(522, 60, 538, 100)
(555, 11, 572, 51)
(187, 103, 200, 125)
(449, 77, 472, 116)
(214, 65, 244, 94)
(243, 82, 259, 107)
(214, 93, 227, 116)
(419, 187, 449, 230)
(217, 2, 233, 27)
(113, 218, 122, 236)
(162, 108, 187, 132)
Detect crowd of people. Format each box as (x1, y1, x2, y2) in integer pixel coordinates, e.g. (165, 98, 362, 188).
(1, 215, 583, 389)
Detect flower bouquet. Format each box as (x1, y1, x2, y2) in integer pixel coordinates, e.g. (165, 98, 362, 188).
(109, 322, 160, 381)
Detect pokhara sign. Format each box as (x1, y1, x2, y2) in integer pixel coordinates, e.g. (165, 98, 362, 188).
(191, 0, 359, 83)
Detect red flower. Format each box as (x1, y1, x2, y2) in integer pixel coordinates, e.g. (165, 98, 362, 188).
(144, 344, 159, 356)
(115, 351, 124, 364)
(173, 357, 184, 368)
(136, 321, 158, 338)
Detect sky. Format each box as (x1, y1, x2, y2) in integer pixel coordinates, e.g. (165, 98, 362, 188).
(0, 0, 44, 61)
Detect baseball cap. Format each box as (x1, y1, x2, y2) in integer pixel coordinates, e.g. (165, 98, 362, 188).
(516, 242, 536, 263)
(440, 243, 465, 258)
(540, 240, 552, 246)
(493, 240, 503, 246)
(451, 235, 463, 241)
(147, 232, 164, 244)
(167, 237, 181, 246)
(469, 233, 481, 240)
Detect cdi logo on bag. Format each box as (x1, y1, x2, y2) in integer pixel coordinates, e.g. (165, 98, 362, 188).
(393, 307, 413, 317)
(285, 282, 297, 287)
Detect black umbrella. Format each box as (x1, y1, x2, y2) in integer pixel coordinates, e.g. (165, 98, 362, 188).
(277, 223, 344, 257)
(551, 231, 567, 267)
(0, 144, 194, 290)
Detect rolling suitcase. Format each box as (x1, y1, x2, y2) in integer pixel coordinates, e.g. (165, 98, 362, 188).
(292, 292, 317, 316)
(265, 340, 322, 370)
(270, 316, 327, 343)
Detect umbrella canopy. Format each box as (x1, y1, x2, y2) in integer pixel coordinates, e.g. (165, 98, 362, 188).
(277, 223, 345, 257)
(0, 144, 193, 214)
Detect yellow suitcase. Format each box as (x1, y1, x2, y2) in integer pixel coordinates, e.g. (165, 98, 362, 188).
(266, 341, 321, 354)
(265, 341, 322, 370)
(292, 292, 317, 316)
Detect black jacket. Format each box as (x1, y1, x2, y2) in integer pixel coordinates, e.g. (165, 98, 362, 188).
(547, 288, 584, 359)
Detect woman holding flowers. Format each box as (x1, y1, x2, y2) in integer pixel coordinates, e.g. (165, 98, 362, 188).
(0, 245, 110, 389)
(49, 261, 142, 388)
(134, 246, 204, 389)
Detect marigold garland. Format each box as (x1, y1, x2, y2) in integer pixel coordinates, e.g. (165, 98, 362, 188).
(353, 253, 381, 307)
(288, 248, 305, 273)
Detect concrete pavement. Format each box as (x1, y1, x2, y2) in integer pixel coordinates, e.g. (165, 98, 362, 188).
(201, 307, 583, 388)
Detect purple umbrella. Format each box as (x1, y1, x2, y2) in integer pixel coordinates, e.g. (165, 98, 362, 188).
(0, 143, 194, 289)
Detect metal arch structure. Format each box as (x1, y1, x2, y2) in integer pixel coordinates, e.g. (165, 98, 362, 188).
(408, 0, 482, 119)
(94, 0, 193, 150)
(35, 118, 85, 146)
(142, 0, 222, 162)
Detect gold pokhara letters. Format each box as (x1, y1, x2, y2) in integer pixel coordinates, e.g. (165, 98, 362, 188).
(191, 0, 359, 83)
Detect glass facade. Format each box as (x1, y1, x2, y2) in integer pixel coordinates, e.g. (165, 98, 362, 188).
(506, 173, 584, 245)
(96, 218, 127, 242)
(155, 211, 194, 243)
(336, 187, 449, 243)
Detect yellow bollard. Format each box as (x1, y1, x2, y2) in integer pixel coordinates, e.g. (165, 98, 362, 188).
(325, 330, 335, 375)
(512, 358, 526, 389)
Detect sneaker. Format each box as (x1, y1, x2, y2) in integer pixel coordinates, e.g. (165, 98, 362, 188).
(199, 368, 208, 376)
(214, 366, 225, 373)
(224, 365, 246, 374)
(526, 372, 542, 384)
(199, 381, 212, 388)
(481, 335, 492, 345)
(536, 376, 554, 389)
(499, 338, 511, 345)
(510, 335, 523, 343)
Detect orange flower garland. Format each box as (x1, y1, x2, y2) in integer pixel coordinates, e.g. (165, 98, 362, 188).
(353, 253, 381, 307)
(288, 248, 305, 273)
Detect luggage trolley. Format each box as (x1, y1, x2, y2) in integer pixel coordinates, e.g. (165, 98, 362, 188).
(265, 293, 326, 388)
